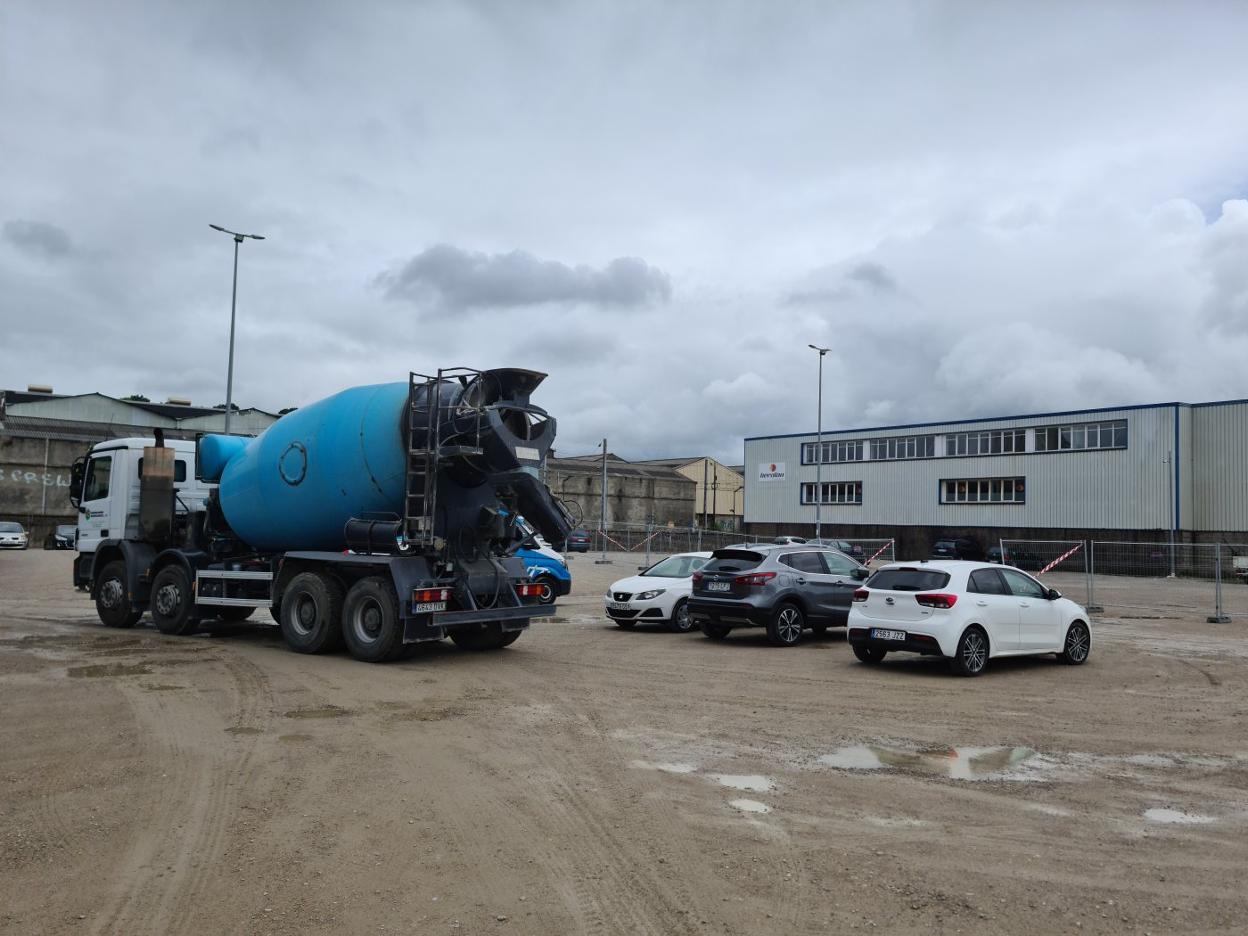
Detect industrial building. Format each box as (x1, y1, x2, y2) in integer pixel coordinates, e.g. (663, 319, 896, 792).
(1, 387, 278, 542)
(631, 457, 744, 530)
(743, 399, 1248, 555)
(545, 455, 695, 529)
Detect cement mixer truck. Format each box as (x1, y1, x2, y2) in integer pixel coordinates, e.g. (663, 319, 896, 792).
(67, 367, 575, 662)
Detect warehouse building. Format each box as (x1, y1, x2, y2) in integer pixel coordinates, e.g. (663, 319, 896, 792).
(545, 455, 695, 528)
(743, 399, 1248, 555)
(631, 457, 744, 530)
(1, 387, 278, 542)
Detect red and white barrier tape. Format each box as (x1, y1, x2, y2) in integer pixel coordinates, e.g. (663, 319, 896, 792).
(866, 540, 894, 564)
(1037, 542, 1083, 576)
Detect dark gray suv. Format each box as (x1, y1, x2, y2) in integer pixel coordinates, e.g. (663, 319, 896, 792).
(688, 544, 869, 646)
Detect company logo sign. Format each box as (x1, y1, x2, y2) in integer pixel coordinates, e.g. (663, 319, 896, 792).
(758, 462, 786, 482)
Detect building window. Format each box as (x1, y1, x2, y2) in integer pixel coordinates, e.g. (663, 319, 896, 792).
(868, 435, 935, 460)
(941, 477, 1025, 504)
(801, 481, 863, 505)
(801, 439, 864, 464)
(945, 428, 1025, 456)
(1034, 419, 1127, 452)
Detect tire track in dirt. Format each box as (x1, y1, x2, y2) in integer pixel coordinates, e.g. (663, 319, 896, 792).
(89, 650, 276, 936)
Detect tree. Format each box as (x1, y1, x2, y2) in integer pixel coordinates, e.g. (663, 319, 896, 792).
(213, 403, 241, 411)
(121, 394, 150, 402)
(278, 407, 298, 416)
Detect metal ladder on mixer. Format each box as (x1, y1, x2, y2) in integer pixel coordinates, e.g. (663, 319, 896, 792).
(403, 368, 487, 550)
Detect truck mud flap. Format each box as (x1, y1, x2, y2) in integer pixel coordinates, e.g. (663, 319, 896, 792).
(402, 603, 556, 643)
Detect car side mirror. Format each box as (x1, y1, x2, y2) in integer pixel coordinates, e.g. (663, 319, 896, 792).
(1046, 588, 1061, 600)
(852, 567, 869, 580)
(637, 566, 647, 571)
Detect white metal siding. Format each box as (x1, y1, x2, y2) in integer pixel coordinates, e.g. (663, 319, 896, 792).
(1192, 402, 1248, 530)
(745, 406, 1179, 530)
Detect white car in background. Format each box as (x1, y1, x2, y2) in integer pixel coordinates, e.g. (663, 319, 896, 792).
(847, 560, 1091, 676)
(605, 552, 713, 633)
(0, 521, 30, 549)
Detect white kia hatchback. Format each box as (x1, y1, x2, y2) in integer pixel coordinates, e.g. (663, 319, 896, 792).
(847, 560, 1091, 676)
(605, 552, 713, 633)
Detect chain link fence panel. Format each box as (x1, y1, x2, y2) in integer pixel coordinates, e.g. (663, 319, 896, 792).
(999, 539, 1090, 607)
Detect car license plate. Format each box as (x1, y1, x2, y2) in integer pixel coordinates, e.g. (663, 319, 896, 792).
(706, 581, 731, 592)
(607, 601, 631, 611)
(871, 628, 905, 641)
(414, 601, 447, 613)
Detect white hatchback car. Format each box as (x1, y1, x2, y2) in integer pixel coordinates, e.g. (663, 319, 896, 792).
(847, 560, 1091, 676)
(606, 552, 713, 633)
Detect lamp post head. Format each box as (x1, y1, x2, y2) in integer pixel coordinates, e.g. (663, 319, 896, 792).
(808, 343, 830, 355)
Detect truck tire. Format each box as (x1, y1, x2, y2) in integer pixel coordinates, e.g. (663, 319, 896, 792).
(450, 622, 516, 651)
(150, 564, 200, 636)
(94, 560, 141, 628)
(341, 576, 403, 662)
(280, 571, 345, 655)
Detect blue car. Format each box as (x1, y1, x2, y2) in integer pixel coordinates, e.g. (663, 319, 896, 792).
(515, 519, 572, 604)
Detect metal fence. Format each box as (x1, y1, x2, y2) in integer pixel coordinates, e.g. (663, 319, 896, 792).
(576, 529, 895, 568)
(1000, 538, 1247, 622)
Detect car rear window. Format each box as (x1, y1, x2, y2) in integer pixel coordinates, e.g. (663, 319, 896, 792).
(704, 549, 765, 573)
(866, 568, 951, 591)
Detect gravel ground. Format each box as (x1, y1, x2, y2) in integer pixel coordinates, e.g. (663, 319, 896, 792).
(2, 549, 1247, 935)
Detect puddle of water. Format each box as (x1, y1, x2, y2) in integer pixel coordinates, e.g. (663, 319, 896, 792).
(629, 760, 698, 774)
(67, 662, 152, 678)
(716, 775, 775, 793)
(1143, 808, 1215, 825)
(283, 706, 353, 719)
(729, 799, 770, 814)
(818, 744, 1038, 781)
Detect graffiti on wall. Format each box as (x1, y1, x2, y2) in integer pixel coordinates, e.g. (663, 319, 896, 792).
(1, 468, 72, 488)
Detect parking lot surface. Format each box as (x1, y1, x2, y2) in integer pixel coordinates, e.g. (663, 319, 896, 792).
(2, 550, 1247, 935)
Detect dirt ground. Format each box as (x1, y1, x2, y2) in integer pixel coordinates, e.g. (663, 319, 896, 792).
(2, 549, 1247, 936)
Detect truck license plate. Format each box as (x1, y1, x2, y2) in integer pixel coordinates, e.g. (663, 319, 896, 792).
(414, 601, 447, 613)
(871, 628, 905, 641)
(707, 581, 731, 592)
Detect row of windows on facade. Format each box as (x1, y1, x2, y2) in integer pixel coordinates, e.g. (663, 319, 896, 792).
(800, 477, 1025, 506)
(800, 420, 1127, 464)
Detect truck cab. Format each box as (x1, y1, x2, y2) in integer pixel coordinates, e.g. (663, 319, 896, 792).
(72, 438, 212, 590)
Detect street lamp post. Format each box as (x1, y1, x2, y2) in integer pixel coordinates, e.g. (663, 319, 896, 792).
(210, 224, 265, 434)
(808, 344, 830, 541)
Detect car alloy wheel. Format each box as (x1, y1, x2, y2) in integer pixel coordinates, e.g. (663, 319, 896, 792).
(957, 628, 987, 676)
(1062, 622, 1090, 665)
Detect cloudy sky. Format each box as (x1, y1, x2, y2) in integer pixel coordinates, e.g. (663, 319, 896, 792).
(3, 1, 1247, 462)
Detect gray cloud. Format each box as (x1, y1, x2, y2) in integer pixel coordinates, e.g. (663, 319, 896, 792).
(378, 245, 672, 311)
(846, 261, 896, 293)
(3, 220, 73, 258)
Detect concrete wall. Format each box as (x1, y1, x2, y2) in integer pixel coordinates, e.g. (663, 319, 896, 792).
(547, 460, 696, 529)
(0, 434, 82, 540)
(677, 458, 745, 528)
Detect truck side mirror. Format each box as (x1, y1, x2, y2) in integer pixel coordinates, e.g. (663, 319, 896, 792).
(68, 456, 86, 507)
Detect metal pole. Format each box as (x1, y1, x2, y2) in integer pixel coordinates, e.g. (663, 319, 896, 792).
(1166, 450, 1176, 578)
(224, 236, 240, 435)
(701, 459, 709, 530)
(595, 438, 611, 564)
(1209, 544, 1230, 623)
(815, 350, 824, 541)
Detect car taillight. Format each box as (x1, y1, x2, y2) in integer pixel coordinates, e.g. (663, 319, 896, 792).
(734, 571, 777, 587)
(692, 571, 703, 585)
(852, 588, 869, 602)
(414, 587, 451, 603)
(915, 592, 958, 609)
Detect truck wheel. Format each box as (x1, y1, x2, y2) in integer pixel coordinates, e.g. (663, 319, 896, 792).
(281, 572, 345, 655)
(94, 560, 141, 628)
(450, 622, 512, 651)
(150, 565, 200, 636)
(341, 576, 403, 662)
